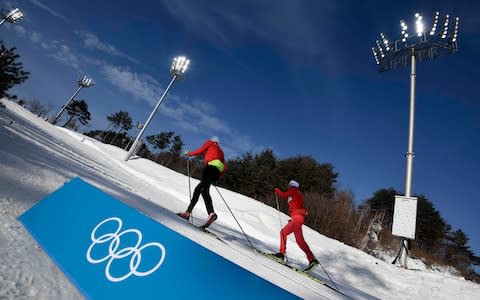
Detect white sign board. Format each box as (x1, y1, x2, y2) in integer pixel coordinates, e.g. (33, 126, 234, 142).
(392, 195, 417, 239)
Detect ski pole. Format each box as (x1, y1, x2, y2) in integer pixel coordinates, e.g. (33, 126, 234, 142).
(275, 192, 288, 262)
(186, 157, 193, 223)
(214, 185, 255, 250)
(317, 258, 340, 292)
(275, 193, 283, 231)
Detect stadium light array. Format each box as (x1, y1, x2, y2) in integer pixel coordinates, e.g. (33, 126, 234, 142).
(0, 8, 23, 25)
(371, 11, 460, 269)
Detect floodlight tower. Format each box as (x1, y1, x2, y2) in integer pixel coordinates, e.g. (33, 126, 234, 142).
(124, 56, 190, 161)
(0, 8, 23, 25)
(52, 76, 94, 125)
(372, 12, 459, 268)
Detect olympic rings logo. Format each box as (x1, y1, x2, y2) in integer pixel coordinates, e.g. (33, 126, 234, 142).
(86, 217, 166, 282)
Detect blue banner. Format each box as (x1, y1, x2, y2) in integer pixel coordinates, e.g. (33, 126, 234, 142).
(19, 177, 298, 299)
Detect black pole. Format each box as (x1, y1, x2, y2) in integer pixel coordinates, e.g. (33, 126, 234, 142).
(214, 185, 255, 250)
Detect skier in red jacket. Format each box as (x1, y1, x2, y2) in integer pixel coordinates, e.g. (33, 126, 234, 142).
(177, 136, 227, 228)
(274, 180, 319, 271)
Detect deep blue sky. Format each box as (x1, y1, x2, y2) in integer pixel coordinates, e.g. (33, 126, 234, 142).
(2, 1, 479, 257)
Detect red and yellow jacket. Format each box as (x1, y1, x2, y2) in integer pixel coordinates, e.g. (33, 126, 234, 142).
(188, 140, 227, 176)
(275, 187, 308, 217)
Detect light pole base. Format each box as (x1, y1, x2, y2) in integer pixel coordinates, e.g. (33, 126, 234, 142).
(400, 239, 408, 269)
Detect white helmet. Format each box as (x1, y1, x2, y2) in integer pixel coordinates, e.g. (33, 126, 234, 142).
(288, 180, 299, 188)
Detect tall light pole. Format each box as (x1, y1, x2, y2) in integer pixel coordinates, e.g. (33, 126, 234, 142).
(0, 8, 23, 25)
(372, 12, 460, 268)
(124, 56, 190, 161)
(52, 76, 94, 125)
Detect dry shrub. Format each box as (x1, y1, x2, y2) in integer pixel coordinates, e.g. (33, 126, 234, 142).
(302, 189, 360, 246)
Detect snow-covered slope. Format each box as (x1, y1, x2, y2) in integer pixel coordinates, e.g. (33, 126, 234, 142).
(1, 99, 478, 299)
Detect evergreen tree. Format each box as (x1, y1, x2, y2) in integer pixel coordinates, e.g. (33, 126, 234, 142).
(277, 155, 337, 198)
(221, 152, 257, 195)
(0, 41, 29, 99)
(415, 195, 446, 252)
(63, 99, 91, 128)
(104, 111, 131, 142)
(106, 111, 123, 131)
(166, 135, 184, 166)
(120, 113, 133, 132)
(253, 149, 279, 200)
(443, 229, 475, 272)
(146, 131, 174, 151)
(103, 111, 127, 143)
(111, 111, 132, 145)
(169, 135, 184, 157)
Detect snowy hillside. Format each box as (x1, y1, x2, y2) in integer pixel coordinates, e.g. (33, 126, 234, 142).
(0, 99, 479, 299)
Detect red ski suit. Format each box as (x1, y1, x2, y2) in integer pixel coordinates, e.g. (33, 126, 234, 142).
(188, 140, 227, 176)
(275, 187, 315, 261)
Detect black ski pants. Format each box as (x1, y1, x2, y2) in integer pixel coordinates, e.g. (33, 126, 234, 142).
(187, 165, 220, 214)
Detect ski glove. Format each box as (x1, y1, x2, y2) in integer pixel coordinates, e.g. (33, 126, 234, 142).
(183, 150, 189, 157)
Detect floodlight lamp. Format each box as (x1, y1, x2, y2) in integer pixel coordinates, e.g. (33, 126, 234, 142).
(400, 20, 409, 44)
(376, 40, 385, 57)
(171, 56, 190, 76)
(78, 75, 94, 87)
(5, 8, 23, 23)
(429, 12, 440, 35)
(415, 13, 424, 36)
(380, 33, 391, 51)
(450, 17, 459, 42)
(372, 47, 380, 65)
(441, 14, 450, 38)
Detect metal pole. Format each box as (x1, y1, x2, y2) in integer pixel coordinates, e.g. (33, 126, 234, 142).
(405, 48, 416, 198)
(0, 18, 6, 25)
(400, 48, 416, 269)
(186, 158, 193, 223)
(124, 75, 177, 161)
(52, 85, 83, 124)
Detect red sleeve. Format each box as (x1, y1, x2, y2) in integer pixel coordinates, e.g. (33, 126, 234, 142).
(188, 140, 213, 157)
(275, 188, 293, 199)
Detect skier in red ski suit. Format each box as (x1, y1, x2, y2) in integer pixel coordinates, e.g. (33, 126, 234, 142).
(177, 136, 227, 228)
(274, 180, 319, 271)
